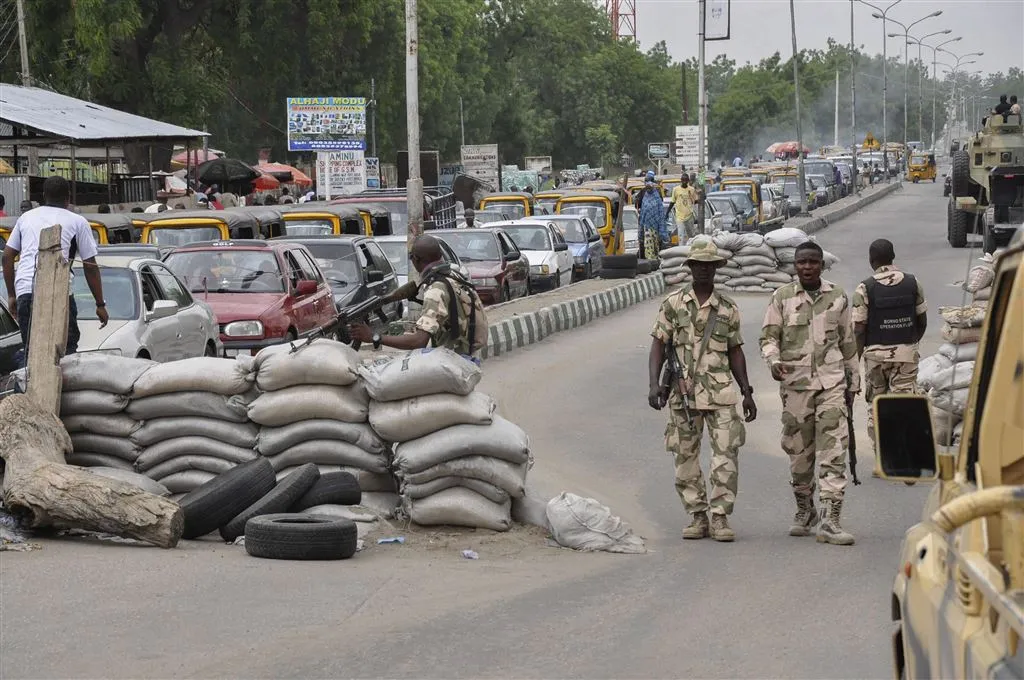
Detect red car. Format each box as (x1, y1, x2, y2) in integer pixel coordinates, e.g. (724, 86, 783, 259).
(164, 239, 338, 354)
(432, 228, 530, 304)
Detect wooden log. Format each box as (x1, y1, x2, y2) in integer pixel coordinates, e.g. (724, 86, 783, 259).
(0, 225, 183, 548)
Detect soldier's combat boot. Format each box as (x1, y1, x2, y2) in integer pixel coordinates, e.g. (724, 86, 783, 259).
(709, 513, 735, 542)
(682, 511, 709, 540)
(817, 499, 856, 546)
(788, 493, 818, 537)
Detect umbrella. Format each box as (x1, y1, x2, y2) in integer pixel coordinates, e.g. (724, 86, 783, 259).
(253, 170, 280, 191)
(258, 162, 313, 187)
(171, 148, 223, 170)
(773, 141, 811, 155)
(197, 158, 261, 187)
(765, 142, 782, 154)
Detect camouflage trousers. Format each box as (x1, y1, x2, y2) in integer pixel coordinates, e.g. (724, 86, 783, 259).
(780, 384, 849, 501)
(864, 360, 918, 458)
(665, 405, 745, 515)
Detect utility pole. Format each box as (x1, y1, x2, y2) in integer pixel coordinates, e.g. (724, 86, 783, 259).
(370, 78, 377, 159)
(696, 0, 706, 233)
(405, 0, 423, 246)
(790, 0, 807, 214)
(15, 0, 38, 176)
(850, 0, 859, 194)
(681, 61, 688, 125)
(834, 70, 840, 146)
(459, 96, 465, 147)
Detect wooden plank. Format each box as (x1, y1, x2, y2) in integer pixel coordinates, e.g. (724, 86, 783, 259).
(25, 225, 69, 415)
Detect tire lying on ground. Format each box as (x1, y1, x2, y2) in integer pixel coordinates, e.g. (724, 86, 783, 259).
(601, 254, 638, 270)
(601, 268, 637, 279)
(637, 259, 659, 274)
(178, 457, 276, 539)
(290, 471, 362, 511)
(219, 463, 321, 542)
(244, 513, 358, 560)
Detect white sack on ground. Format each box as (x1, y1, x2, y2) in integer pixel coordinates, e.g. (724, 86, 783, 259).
(404, 487, 512, 532)
(963, 265, 995, 293)
(69, 433, 140, 462)
(928, 362, 975, 392)
(939, 305, 986, 328)
(131, 417, 259, 449)
(132, 357, 255, 398)
(84, 467, 170, 496)
(917, 354, 954, 389)
(66, 452, 134, 470)
(973, 287, 992, 302)
(359, 348, 482, 402)
(143, 455, 238, 480)
(248, 384, 369, 427)
(399, 455, 527, 498)
(822, 250, 840, 269)
(546, 492, 646, 554)
(62, 414, 140, 438)
(392, 416, 530, 473)
(764, 227, 809, 248)
(717, 265, 744, 278)
(127, 391, 251, 422)
(665, 272, 690, 285)
(61, 390, 129, 416)
(302, 504, 381, 523)
(659, 245, 690, 259)
(158, 470, 218, 494)
(941, 323, 982, 345)
(761, 271, 795, 284)
(402, 476, 511, 505)
(739, 264, 777, 276)
(360, 491, 400, 519)
(267, 440, 388, 474)
(134, 437, 259, 472)
(257, 419, 386, 457)
(732, 254, 776, 268)
(254, 339, 360, 391)
(774, 247, 797, 264)
(369, 391, 496, 443)
(937, 342, 978, 363)
(60, 353, 155, 394)
(931, 388, 970, 416)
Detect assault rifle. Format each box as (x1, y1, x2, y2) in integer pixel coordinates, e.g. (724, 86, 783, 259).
(290, 281, 420, 354)
(659, 340, 695, 427)
(846, 389, 861, 485)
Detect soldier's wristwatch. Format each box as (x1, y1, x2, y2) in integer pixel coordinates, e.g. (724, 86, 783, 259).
(371, 333, 382, 350)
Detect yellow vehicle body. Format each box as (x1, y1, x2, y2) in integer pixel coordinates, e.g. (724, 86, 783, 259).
(906, 152, 937, 183)
(627, 180, 665, 203)
(279, 204, 371, 236)
(659, 177, 682, 195)
(719, 178, 764, 224)
(720, 168, 750, 179)
(139, 210, 261, 246)
(555, 191, 624, 255)
(874, 236, 1024, 680)
(84, 213, 141, 245)
(534, 190, 569, 216)
(478, 192, 539, 219)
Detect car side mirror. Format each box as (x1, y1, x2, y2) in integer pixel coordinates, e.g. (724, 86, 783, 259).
(147, 299, 178, 321)
(873, 395, 939, 482)
(554, 242, 568, 252)
(294, 279, 318, 296)
(366, 268, 385, 283)
(588, 233, 601, 243)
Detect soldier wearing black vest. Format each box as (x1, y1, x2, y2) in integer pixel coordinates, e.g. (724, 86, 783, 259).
(851, 239, 928, 475)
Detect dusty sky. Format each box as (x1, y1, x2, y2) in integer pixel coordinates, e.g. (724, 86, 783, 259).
(635, 0, 1023, 78)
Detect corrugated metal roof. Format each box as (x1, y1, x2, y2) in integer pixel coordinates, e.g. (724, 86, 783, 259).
(0, 83, 208, 143)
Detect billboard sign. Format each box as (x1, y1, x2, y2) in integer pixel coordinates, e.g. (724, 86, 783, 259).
(365, 156, 380, 188)
(647, 143, 671, 160)
(705, 0, 731, 41)
(674, 125, 708, 168)
(524, 156, 553, 173)
(287, 97, 366, 151)
(460, 144, 499, 185)
(316, 151, 366, 199)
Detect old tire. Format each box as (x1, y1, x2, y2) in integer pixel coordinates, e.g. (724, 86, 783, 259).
(290, 471, 361, 511)
(949, 206, 969, 248)
(601, 267, 637, 280)
(601, 254, 638, 270)
(244, 513, 358, 560)
(637, 259, 659, 274)
(952, 150, 970, 198)
(219, 463, 321, 542)
(983, 225, 997, 255)
(178, 458, 276, 539)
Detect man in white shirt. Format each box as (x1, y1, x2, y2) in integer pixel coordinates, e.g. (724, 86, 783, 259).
(3, 176, 108, 360)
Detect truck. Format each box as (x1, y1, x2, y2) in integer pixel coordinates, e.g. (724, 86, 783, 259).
(872, 231, 1023, 680)
(948, 112, 1024, 253)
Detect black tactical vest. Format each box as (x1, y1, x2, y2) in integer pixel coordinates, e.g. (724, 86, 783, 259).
(863, 275, 918, 346)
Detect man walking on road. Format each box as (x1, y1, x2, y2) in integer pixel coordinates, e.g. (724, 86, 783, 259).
(760, 241, 860, 546)
(852, 239, 927, 476)
(665, 174, 699, 241)
(649, 239, 757, 542)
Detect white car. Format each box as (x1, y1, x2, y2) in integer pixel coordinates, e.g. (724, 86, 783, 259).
(374, 234, 470, 287)
(622, 205, 640, 255)
(74, 255, 222, 361)
(484, 220, 572, 292)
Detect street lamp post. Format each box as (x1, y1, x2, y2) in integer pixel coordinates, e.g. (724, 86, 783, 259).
(938, 51, 983, 139)
(789, 0, 807, 214)
(859, 0, 902, 177)
(884, 10, 941, 167)
(910, 35, 960, 149)
(906, 29, 951, 145)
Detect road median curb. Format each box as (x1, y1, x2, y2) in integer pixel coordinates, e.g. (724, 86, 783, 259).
(481, 273, 664, 359)
(801, 182, 901, 235)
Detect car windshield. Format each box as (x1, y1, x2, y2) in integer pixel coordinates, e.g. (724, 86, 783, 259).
(536, 198, 558, 214)
(622, 209, 638, 230)
(804, 162, 833, 179)
(559, 203, 606, 228)
(436, 232, 500, 261)
(551, 219, 586, 242)
(502, 226, 551, 251)
(147, 226, 222, 246)
(165, 249, 285, 293)
(298, 242, 361, 288)
(707, 197, 738, 215)
(285, 220, 334, 236)
(474, 211, 506, 225)
(484, 201, 526, 219)
(72, 267, 139, 320)
(378, 240, 409, 276)
(720, 193, 754, 211)
(911, 155, 928, 165)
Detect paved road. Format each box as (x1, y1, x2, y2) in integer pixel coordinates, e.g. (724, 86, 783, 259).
(1, 179, 978, 679)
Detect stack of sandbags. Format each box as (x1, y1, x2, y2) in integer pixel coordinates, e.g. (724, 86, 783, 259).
(658, 243, 734, 286)
(59, 353, 154, 472)
(962, 259, 995, 306)
(249, 339, 397, 516)
(127, 357, 261, 494)
(764, 227, 809, 278)
(362, 349, 530, 532)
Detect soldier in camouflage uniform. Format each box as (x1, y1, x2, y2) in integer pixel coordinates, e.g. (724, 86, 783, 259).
(760, 241, 860, 546)
(350, 235, 488, 358)
(649, 239, 757, 542)
(851, 239, 928, 476)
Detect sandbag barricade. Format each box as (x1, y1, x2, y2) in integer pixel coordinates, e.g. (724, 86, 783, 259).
(919, 303, 986, 446)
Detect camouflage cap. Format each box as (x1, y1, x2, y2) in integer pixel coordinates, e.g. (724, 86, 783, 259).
(685, 238, 727, 264)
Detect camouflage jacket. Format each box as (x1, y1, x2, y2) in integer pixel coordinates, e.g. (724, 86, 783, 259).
(760, 279, 861, 392)
(651, 287, 743, 410)
(415, 275, 489, 358)
(851, 265, 927, 363)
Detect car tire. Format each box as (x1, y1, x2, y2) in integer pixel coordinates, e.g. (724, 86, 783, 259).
(602, 254, 639, 270)
(949, 205, 969, 249)
(291, 471, 362, 511)
(501, 284, 510, 303)
(637, 259, 658, 274)
(219, 463, 321, 542)
(204, 342, 217, 357)
(952, 150, 970, 198)
(554, 271, 561, 288)
(583, 262, 592, 280)
(244, 513, 358, 561)
(912, 177, 919, 184)
(178, 458, 277, 539)
(601, 268, 637, 280)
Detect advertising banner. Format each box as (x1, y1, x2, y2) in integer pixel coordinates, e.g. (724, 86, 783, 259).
(316, 151, 366, 199)
(674, 125, 709, 168)
(705, 0, 731, 41)
(460, 144, 499, 185)
(524, 156, 553, 173)
(365, 156, 380, 188)
(287, 97, 366, 151)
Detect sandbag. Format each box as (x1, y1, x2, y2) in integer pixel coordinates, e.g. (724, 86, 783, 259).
(711, 231, 744, 251)
(937, 342, 978, 363)
(143, 455, 238, 480)
(963, 265, 994, 293)
(158, 470, 218, 494)
(282, 467, 396, 493)
(941, 323, 983, 345)
(134, 437, 259, 472)
(60, 390, 128, 416)
(84, 467, 171, 496)
(132, 357, 255, 398)
(760, 281, 787, 290)
(661, 262, 686, 276)
(658, 245, 690, 259)
(822, 250, 840, 270)
(545, 492, 646, 554)
(931, 409, 957, 446)
(739, 264, 777, 276)
(301, 504, 381, 523)
(69, 433, 140, 462)
(60, 353, 155, 394)
(126, 391, 251, 423)
(402, 476, 511, 505)
(717, 266, 744, 279)
(723, 276, 765, 287)
(665, 272, 690, 286)
(763, 227, 809, 248)
(760, 271, 794, 284)
(392, 416, 530, 474)
(254, 339, 360, 391)
(256, 419, 386, 457)
(267, 440, 387, 474)
(917, 354, 954, 389)
(400, 456, 527, 498)
(733, 254, 776, 268)
(62, 413, 140, 438)
(734, 244, 774, 260)
(404, 487, 512, 532)
(660, 256, 685, 270)
(733, 233, 765, 249)
(931, 387, 970, 416)
(973, 287, 991, 302)
(360, 491, 400, 519)
(65, 452, 134, 471)
(359, 348, 482, 402)
(248, 384, 369, 426)
(939, 305, 986, 329)
(131, 417, 259, 449)
(929, 362, 975, 392)
(778, 263, 797, 275)
(774, 247, 797, 264)
(369, 391, 496, 442)
(735, 285, 769, 293)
